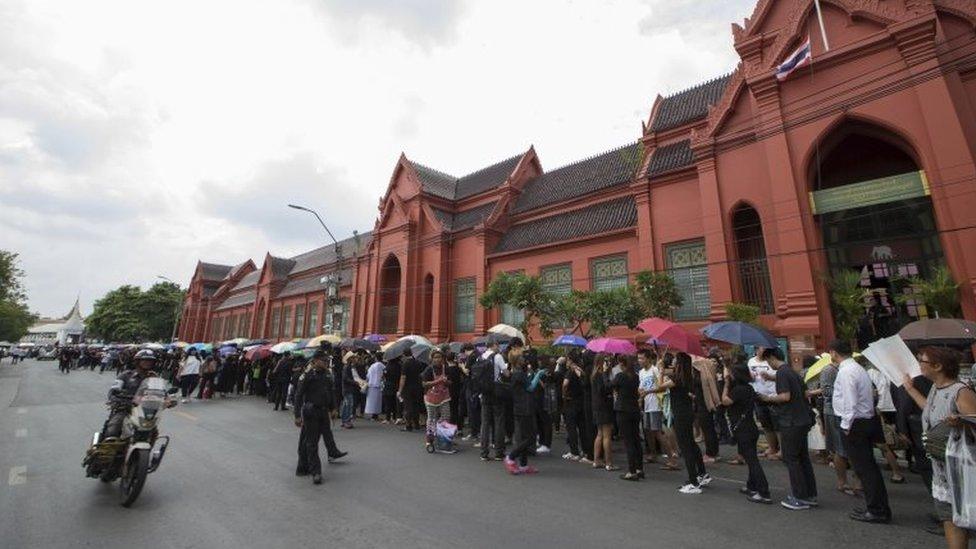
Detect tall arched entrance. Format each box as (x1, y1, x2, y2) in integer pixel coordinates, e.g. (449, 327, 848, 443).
(810, 121, 943, 344)
(379, 255, 401, 334)
(732, 203, 774, 314)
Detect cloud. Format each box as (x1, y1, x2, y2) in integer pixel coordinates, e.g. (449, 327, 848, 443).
(198, 152, 375, 252)
(308, 0, 468, 49)
(393, 95, 426, 139)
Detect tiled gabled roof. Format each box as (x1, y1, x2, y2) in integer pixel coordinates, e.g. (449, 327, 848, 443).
(268, 256, 296, 280)
(288, 232, 373, 275)
(215, 290, 256, 311)
(411, 153, 521, 201)
(494, 197, 637, 254)
(431, 202, 496, 232)
(199, 262, 233, 281)
(231, 270, 261, 291)
(650, 74, 732, 132)
(512, 143, 642, 213)
(647, 140, 694, 176)
(277, 269, 354, 298)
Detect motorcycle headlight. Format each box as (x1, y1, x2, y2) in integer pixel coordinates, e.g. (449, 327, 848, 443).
(138, 416, 157, 429)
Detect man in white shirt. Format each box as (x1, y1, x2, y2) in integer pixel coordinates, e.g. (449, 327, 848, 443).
(748, 348, 780, 458)
(478, 336, 509, 461)
(828, 339, 891, 524)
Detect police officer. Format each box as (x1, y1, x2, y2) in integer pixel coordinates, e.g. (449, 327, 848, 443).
(102, 349, 164, 438)
(294, 344, 348, 484)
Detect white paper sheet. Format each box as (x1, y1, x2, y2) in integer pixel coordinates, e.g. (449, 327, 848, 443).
(862, 335, 922, 387)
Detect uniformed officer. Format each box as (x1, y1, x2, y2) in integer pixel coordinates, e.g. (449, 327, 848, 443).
(294, 344, 348, 484)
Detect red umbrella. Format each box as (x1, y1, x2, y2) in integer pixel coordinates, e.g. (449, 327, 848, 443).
(637, 317, 704, 356)
(244, 344, 273, 361)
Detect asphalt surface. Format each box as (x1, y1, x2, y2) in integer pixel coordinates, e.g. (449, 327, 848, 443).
(0, 358, 956, 549)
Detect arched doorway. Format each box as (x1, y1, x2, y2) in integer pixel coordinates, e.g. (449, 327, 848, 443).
(810, 121, 943, 343)
(422, 274, 434, 335)
(379, 255, 401, 334)
(732, 203, 774, 314)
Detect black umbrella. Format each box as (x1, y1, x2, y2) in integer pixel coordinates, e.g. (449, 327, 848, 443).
(382, 338, 415, 361)
(898, 318, 976, 346)
(447, 342, 464, 354)
(339, 338, 380, 352)
(411, 342, 434, 364)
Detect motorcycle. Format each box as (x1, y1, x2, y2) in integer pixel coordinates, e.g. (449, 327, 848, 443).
(83, 377, 177, 506)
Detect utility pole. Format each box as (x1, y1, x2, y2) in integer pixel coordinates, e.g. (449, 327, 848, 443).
(288, 204, 344, 335)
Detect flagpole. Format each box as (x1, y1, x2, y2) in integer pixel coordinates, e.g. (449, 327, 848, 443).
(813, 0, 830, 51)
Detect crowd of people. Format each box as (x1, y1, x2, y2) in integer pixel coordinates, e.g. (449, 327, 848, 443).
(9, 332, 972, 547)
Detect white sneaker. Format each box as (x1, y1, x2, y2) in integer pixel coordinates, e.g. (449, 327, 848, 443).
(562, 452, 580, 461)
(697, 473, 713, 486)
(536, 445, 551, 455)
(180, 398, 188, 403)
(679, 483, 703, 494)
(579, 457, 593, 465)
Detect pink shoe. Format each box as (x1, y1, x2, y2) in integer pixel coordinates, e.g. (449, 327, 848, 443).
(518, 465, 538, 475)
(504, 457, 519, 475)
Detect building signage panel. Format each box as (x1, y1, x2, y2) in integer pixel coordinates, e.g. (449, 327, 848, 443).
(809, 171, 929, 215)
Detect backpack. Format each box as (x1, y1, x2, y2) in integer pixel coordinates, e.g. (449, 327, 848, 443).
(470, 353, 497, 396)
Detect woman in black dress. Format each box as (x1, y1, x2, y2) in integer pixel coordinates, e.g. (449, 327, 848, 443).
(722, 360, 771, 503)
(612, 355, 642, 480)
(656, 352, 709, 493)
(590, 354, 617, 470)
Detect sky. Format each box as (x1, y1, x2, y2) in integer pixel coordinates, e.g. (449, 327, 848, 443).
(0, 0, 756, 317)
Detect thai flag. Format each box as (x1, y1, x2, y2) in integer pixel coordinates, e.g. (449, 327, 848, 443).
(775, 38, 812, 81)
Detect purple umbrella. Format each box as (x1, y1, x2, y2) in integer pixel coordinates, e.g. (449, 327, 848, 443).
(585, 338, 637, 355)
(364, 334, 387, 344)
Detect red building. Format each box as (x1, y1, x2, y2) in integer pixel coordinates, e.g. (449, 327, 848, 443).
(179, 0, 976, 358)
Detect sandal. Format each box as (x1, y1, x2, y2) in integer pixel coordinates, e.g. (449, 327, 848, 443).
(890, 475, 906, 484)
(592, 461, 605, 469)
(837, 486, 857, 497)
(660, 462, 681, 471)
(605, 465, 620, 471)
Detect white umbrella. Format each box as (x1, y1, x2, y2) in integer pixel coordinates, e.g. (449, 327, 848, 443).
(142, 343, 165, 351)
(397, 334, 432, 347)
(488, 323, 525, 342)
(270, 341, 298, 354)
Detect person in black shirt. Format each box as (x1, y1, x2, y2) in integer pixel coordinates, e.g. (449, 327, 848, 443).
(294, 348, 347, 484)
(591, 355, 615, 470)
(722, 361, 770, 503)
(382, 357, 402, 424)
(612, 356, 642, 480)
(759, 348, 816, 510)
(504, 355, 546, 474)
(398, 349, 423, 432)
(656, 352, 709, 493)
(561, 350, 586, 460)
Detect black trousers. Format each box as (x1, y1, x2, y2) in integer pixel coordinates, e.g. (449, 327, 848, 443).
(180, 374, 199, 398)
(509, 414, 536, 466)
(273, 382, 289, 410)
(299, 408, 340, 476)
(617, 411, 642, 474)
(780, 424, 817, 501)
(467, 391, 481, 437)
(907, 415, 932, 491)
(696, 408, 720, 457)
(563, 404, 584, 457)
(673, 413, 705, 485)
(846, 416, 891, 517)
(735, 427, 770, 497)
(480, 397, 506, 458)
(536, 408, 553, 447)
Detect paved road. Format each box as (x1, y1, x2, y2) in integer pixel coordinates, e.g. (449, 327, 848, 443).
(0, 358, 950, 549)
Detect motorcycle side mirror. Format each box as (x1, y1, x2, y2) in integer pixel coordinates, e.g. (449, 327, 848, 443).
(167, 387, 179, 395)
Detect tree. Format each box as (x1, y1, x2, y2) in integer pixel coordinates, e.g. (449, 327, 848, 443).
(550, 287, 643, 338)
(86, 282, 185, 342)
(479, 272, 555, 343)
(824, 270, 867, 348)
(633, 270, 683, 319)
(894, 265, 962, 318)
(0, 251, 37, 342)
(725, 302, 760, 325)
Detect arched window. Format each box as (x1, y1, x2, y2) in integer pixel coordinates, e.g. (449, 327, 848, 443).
(732, 204, 774, 314)
(379, 255, 401, 334)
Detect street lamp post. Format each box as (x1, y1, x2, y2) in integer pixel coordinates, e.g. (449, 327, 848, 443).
(288, 204, 343, 336)
(157, 275, 182, 342)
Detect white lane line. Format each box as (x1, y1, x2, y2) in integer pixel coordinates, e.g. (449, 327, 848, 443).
(15, 428, 27, 438)
(15, 407, 26, 414)
(174, 411, 198, 422)
(8, 466, 26, 486)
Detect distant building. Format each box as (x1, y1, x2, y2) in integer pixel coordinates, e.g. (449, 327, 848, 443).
(22, 299, 85, 345)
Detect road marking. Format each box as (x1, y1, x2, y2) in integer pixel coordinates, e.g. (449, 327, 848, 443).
(15, 407, 26, 414)
(175, 411, 198, 421)
(8, 466, 26, 486)
(15, 428, 27, 438)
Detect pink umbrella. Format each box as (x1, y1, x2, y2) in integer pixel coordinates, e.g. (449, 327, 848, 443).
(244, 344, 273, 361)
(637, 317, 704, 356)
(586, 338, 637, 355)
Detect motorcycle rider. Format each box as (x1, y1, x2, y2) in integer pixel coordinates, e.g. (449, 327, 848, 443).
(294, 344, 347, 485)
(101, 349, 167, 439)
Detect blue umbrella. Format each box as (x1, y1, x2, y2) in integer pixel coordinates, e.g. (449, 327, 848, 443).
(700, 321, 778, 348)
(552, 334, 587, 347)
(218, 345, 239, 357)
